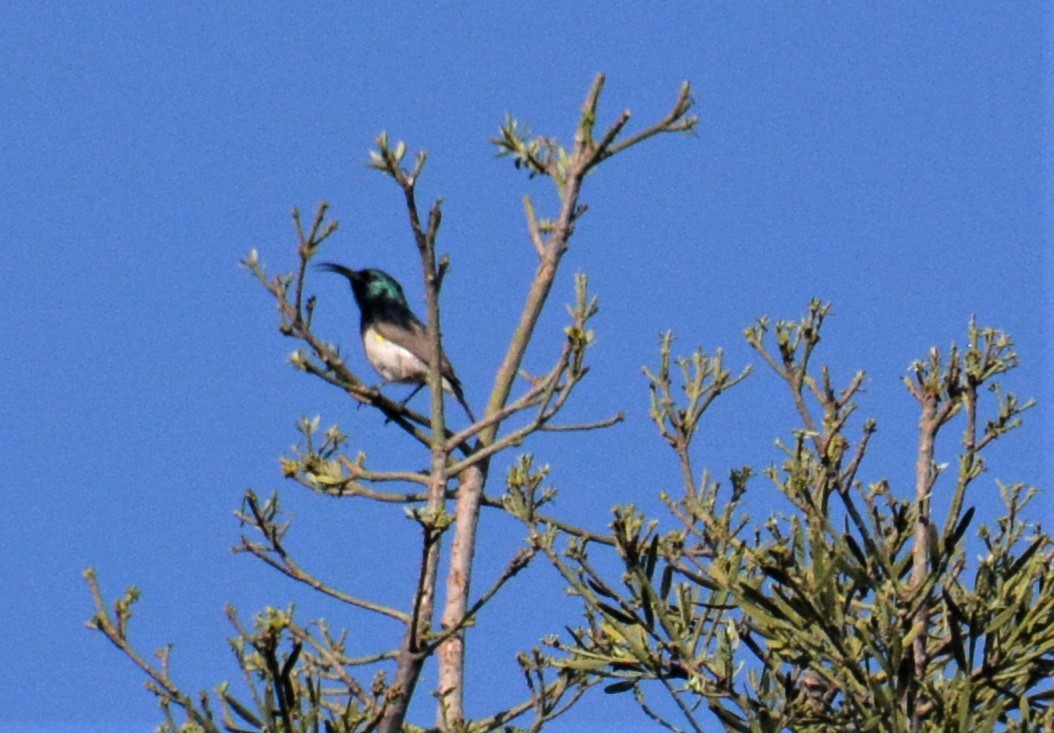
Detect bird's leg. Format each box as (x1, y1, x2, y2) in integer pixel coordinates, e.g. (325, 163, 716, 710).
(382, 384, 422, 425)
(399, 384, 425, 408)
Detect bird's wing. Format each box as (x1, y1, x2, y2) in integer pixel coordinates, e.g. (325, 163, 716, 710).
(372, 317, 460, 385)
(373, 314, 475, 421)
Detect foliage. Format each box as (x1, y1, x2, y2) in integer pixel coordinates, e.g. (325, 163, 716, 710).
(539, 302, 1051, 732)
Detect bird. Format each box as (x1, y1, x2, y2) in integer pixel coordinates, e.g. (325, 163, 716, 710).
(317, 262, 476, 421)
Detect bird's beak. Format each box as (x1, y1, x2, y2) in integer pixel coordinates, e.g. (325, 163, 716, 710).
(316, 262, 360, 283)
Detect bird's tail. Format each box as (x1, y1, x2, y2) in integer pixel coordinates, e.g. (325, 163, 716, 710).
(437, 375, 476, 423)
(451, 383, 477, 423)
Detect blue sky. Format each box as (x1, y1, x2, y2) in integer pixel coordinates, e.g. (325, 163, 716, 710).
(2, 4, 1049, 731)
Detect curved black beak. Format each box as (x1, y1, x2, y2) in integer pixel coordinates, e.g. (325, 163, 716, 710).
(316, 262, 361, 283)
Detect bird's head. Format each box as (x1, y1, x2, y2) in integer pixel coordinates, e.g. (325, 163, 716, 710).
(317, 263, 409, 309)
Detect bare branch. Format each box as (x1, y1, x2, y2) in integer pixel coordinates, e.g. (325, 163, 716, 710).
(84, 568, 221, 733)
(538, 411, 625, 432)
(236, 493, 412, 624)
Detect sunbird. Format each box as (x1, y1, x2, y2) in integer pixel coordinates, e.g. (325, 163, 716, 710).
(318, 263, 475, 421)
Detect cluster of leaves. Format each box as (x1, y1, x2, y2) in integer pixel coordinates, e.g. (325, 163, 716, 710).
(539, 303, 1051, 732)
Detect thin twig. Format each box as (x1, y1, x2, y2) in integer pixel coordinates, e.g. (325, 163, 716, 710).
(538, 411, 625, 432)
(238, 538, 411, 623)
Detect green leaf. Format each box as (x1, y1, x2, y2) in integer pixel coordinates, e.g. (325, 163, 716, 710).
(280, 640, 302, 679)
(943, 588, 969, 670)
(944, 506, 976, 552)
(956, 676, 973, 732)
(757, 562, 792, 586)
(586, 577, 619, 601)
(988, 602, 1023, 636)
(603, 679, 637, 694)
(659, 564, 674, 600)
(843, 532, 868, 568)
(1008, 537, 1043, 578)
(738, 584, 792, 628)
(644, 535, 659, 581)
(711, 703, 750, 731)
(597, 602, 637, 626)
(221, 690, 262, 728)
(641, 582, 655, 630)
(557, 656, 611, 672)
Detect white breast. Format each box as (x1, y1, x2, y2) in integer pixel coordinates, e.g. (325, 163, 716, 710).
(363, 327, 426, 383)
(362, 326, 456, 394)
